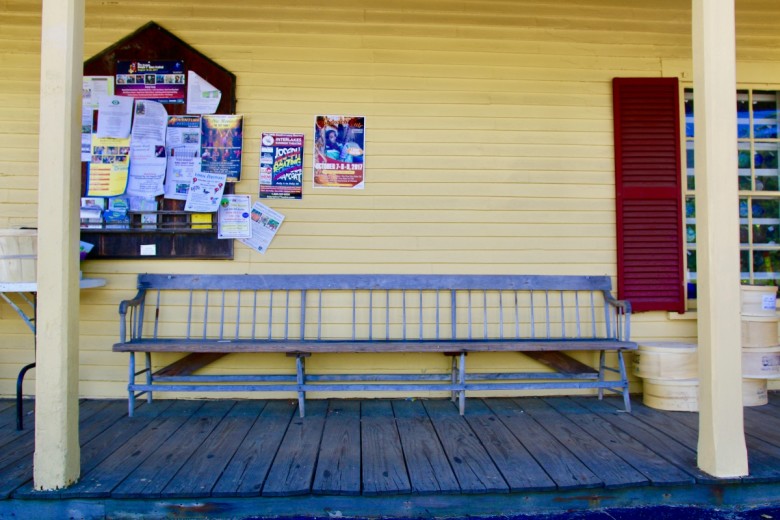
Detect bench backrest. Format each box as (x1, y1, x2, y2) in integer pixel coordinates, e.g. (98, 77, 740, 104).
(128, 274, 629, 342)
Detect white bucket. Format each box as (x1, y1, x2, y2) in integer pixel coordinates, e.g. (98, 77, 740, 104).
(742, 316, 778, 348)
(644, 377, 769, 410)
(741, 285, 778, 317)
(742, 346, 780, 379)
(643, 378, 699, 412)
(742, 378, 769, 407)
(634, 342, 697, 380)
(0, 229, 37, 283)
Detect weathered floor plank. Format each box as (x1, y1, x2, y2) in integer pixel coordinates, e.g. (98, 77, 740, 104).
(485, 398, 602, 490)
(262, 400, 327, 497)
(361, 400, 411, 496)
(212, 400, 295, 497)
(111, 400, 235, 498)
(423, 400, 508, 494)
(518, 398, 648, 489)
(392, 399, 460, 494)
(629, 400, 780, 483)
(546, 397, 695, 486)
(312, 400, 361, 496)
(161, 400, 262, 498)
(463, 399, 556, 492)
(62, 400, 205, 498)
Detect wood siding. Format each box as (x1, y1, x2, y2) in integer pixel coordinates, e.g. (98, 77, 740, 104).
(0, 0, 778, 397)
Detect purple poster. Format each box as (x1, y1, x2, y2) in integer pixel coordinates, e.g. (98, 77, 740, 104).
(115, 60, 185, 104)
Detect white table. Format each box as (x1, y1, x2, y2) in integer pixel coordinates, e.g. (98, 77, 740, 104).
(0, 278, 106, 429)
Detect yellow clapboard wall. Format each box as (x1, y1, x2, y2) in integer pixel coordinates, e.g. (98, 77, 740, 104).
(0, 0, 778, 397)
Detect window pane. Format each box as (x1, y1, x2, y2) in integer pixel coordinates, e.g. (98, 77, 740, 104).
(687, 249, 697, 279)
(686, 141, 695, 190)
(738, 142, 752, 190)
(738, 90, 750, 138)
(753, 90, 779, 139)
(685, 196, 696, 244)
(754, 142, 780, 191)
(685, 89, 694, 138)
(753, 250, 780, 285)
(741, 250, 751, 284)
(753, 199, 780, 245)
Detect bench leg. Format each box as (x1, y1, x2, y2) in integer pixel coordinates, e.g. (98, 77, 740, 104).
(145, 352, 153, 404)
(617, 350, 631, 413)
(598, 350, 606, 401)
(296, 354, 306, 418)
(450, 355, 458, 403)
(458, 352, 466, 415)
(128, 352, 136, 417)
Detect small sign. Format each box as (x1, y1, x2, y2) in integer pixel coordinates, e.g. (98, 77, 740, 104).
(116, 60, 185, 104)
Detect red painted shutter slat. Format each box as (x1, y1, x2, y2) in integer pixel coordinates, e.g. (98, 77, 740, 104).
(613, 78, 685, 313)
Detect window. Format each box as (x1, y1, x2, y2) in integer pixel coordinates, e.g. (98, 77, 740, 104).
(685, 89, 780, 287)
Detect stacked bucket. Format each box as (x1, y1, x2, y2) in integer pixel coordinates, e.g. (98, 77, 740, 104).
(740, 286, 780, 405)
(635, 285, 780, 411)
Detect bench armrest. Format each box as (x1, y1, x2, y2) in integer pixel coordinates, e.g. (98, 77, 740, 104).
(605, 294, 632, 341)
(118, 289, 146, 343)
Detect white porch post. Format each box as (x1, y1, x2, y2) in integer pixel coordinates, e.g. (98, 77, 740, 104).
(692, 0, 748, 477)
(34, 0, 85, 489)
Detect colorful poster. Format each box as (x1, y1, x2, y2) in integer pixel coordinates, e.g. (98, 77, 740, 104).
(239, 202, 285, 254)
(200, 114, 244, 182)
(217, 195, 251, 239)
(85, 136, 131, 197)
(184, 172, 227, 213)
(259, 133, 304, 199)
(115, 60, 185, 104)
(164, 115, 201, 200)
(313, 115, 365, 189)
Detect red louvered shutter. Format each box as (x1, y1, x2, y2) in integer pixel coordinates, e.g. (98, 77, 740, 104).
(613, 77, 685, 313)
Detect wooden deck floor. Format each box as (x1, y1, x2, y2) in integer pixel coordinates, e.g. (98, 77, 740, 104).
(2, 395, 780, 516)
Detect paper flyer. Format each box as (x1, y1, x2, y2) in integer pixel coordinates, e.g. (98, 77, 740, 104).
(313, 115, 365, 189)
(96, 95, 134, 138)
(164, 115, 201, 200)
(186, 71, 222, 115)
(240, 202, 285, 254)
(82, 76, 114, 111)
(184, 172, 227, 212)
(127, 100, 168, 197)
(86, 136, 131, 197)
(115, 60, 185, 104)
(259, 133, 304, 199)
(200, 114, 243, 182)
(217, 195, 251, 239)
(127, 143, 167, 197)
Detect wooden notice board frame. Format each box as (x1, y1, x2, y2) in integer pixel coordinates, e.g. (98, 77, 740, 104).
(81, 21, 237, 259)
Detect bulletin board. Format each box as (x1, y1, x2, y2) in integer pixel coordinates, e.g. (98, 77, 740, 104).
(80, 21, 237, 259)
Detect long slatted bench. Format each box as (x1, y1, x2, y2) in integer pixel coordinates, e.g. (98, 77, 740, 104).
(113, 274, 637, 417)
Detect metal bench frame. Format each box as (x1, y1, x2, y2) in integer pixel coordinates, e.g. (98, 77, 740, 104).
(113, 274, 636, 417)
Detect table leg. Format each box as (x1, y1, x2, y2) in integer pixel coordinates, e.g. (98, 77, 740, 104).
(16, 362, 35, 430)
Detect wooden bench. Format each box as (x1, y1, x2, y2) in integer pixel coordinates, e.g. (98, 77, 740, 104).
(113, 274, 637, 416)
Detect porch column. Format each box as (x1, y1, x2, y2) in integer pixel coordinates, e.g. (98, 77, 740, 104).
(692, 0, 748, 477)
(34, 0, 85, 489)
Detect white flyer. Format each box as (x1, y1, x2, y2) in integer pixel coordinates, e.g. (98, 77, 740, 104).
(164, 115, 201, 200)
(240, 202, 285, 254)
(186, 71, 222, 114)
(184, 172, 227, 212)
(127, 143, 167, 197)
(217, 195, 251, 239)
(131, 100, 168, 143)
(96, 95, 133, 138)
